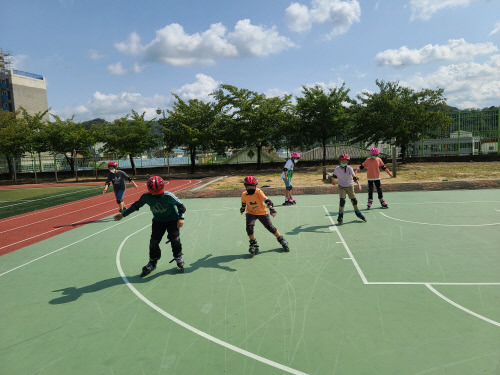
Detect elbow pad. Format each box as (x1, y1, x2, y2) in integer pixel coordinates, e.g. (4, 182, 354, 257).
(265, 199, 274, 208)
(381, 165, 387, 170)
(358, 165, 364, 170)
(353, 176, 359, 182)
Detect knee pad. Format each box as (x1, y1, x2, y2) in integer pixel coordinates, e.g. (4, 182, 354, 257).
(116, 199, 123, 204)
(246, 224, 255, 235)
(286, 184, 293, 191)
(264, 223, 277, 234)
(339, 198, 346, 207)
(351, 198, 358, 206)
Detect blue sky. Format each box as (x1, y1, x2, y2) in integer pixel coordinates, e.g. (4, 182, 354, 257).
(4, 0, 500, 122)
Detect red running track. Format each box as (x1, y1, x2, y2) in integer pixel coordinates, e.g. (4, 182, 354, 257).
(0, 179, 199, 256)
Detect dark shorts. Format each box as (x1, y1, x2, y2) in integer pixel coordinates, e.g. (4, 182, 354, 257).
(246, 213, 273, 227)
(114, 189, 125, 202)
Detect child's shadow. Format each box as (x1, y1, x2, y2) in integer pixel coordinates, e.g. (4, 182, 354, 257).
(286, 224, 332, 235)
(49, 251, 276, 305)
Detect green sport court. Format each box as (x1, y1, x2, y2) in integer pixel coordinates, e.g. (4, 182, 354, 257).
(1, 189, 499, 374)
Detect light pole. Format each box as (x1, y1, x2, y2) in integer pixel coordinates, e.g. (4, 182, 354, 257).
(157, 108, 170, 174)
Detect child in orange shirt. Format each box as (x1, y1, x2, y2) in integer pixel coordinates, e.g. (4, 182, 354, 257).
(355, 147, 393, 209)
(240, 176, 289, 257)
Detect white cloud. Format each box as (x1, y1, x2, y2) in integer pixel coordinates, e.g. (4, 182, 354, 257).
(375, 38, 498, 67)
(89, 49, 104, 60)
(10, 54, 28, 70)
(228, 19, 295, 56)
(53, 91, 172, 121)
(490, 22, 500, 36)
(285, 0, 361, 38)
(403, 54, 500, 108)
(173, 74, 220, 101)
(115, 20, 293, 67)
(107, 61, 144, 75)
(410, 0, 476, 21)
(107, 62, 127, 75)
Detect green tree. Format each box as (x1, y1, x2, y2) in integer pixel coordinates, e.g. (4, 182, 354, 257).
(102, 110, 159, 175)
(295, 83, 353, 178)
(213, 84, 293, 168)
(0, 110, 30, 178)
(42, 115, 95, 172)
(350, 80, 450, 162)
(161, 94, 219, 174)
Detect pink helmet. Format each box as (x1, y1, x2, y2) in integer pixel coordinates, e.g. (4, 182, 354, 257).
(291, 152, 301, 159)
(369, 147, 380, 156)
(108, 161, 118, 168)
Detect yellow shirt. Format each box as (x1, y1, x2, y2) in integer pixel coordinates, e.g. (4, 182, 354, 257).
(241, 188, 268, 215)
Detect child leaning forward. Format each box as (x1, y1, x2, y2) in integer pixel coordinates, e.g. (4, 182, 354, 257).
(240, 176, 290, 256)
(330, 154, 366, 224)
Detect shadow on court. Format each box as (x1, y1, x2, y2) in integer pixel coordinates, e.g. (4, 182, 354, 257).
(49, 250, 282, 305)
(53, 218, 114, 228)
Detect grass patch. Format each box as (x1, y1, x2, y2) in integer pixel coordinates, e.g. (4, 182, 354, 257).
(203, 162, 500, 190)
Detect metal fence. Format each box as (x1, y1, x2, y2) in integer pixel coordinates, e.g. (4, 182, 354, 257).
(408, 108, 500, 156)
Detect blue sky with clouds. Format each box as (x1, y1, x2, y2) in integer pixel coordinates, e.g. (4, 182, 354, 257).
(4, 0, 500, 121)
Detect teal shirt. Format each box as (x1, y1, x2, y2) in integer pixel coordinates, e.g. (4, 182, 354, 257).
(122, 191, 185, 222)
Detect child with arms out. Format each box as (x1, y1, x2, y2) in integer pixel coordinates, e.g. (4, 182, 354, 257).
(355, 147, 393, 209)
(114, 176, 186, 276)
(103, 161, 138, 212)
(240, 176, 290, 257)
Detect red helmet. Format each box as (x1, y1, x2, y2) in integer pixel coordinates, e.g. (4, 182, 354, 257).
(338, 153, 350, 161)
(243, 176, 258, 186)
(147, 176, 165, 195)
(108, 161, 118, 168)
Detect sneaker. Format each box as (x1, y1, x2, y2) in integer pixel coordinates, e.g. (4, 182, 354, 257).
(355, 210, 367, 222)
(140, 261, 157, 277)
(337, 212, 344, 224)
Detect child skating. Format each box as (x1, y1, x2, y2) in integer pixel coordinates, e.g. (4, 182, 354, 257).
(103, 161, 138, 212)
(281, 152, 300, 205)
(114, 176, 186, 276)
(355, 147, 393, 209)
(330, 154, 366, 224)
(240, 176, 290, 256)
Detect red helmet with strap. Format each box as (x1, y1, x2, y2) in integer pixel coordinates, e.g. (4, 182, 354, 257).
(243, 176, 258, 186)
(338, 153, 350, 161)
(108, 161, 118, 168)
(147, 176, 165, 195)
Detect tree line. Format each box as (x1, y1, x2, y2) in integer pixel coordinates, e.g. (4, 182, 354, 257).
(0, 80, 452, 177)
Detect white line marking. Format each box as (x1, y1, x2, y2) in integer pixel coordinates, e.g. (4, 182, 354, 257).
(380, 212, 500, 227)
(425, 284, 500, 327)
(366, 281, 500, 286)
(0, 186, 100, 209)
(191, 176, 226, 191)
(323, 206, 368, 284)
(495, 209, 500, 212)
(0, 213, 145, 277)
(116, 229, 309, 375)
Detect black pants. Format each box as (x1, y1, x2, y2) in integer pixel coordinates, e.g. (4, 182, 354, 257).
(150, 220, 182, 261)
(368, 180, 383, 200)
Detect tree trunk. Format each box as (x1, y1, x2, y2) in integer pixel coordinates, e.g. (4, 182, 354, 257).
(190, 148, 196, 174)
(65, 154, 75, 172)
(400, 144, 407, 164)
(6, 155, 14, 179)
(322, 139, 327, 180)
(257, 144, 262, 169)
(129, 154, 137, 175)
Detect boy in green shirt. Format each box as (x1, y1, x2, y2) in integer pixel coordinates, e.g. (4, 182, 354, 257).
(114, 176, 186, 276)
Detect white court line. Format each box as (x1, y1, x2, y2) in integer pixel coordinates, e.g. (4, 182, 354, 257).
(323, 205, 368, 284)
(366, 281, 500, 286)
(116, 228, 309, 375)
(191, 176, 226, 191)
(380, 212, 500, 227)
(425, 284, 500, 327)
(0, 213, 146, 277)
(0, 186, 100, 209)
